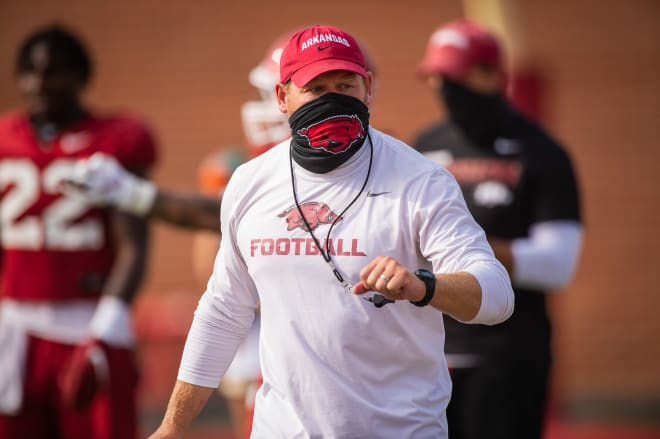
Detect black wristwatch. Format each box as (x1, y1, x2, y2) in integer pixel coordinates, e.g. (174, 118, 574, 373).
(410, 269, 436, 307)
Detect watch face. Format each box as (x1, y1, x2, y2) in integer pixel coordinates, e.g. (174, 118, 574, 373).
(416, 269, 434, 281)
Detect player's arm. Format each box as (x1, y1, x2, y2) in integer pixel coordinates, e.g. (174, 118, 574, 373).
(489, 220, 583, 291)
(85, 206, 149, 338)
(103, 208, 150, 304)
(487, 238, 514, 274)
(61, 152, 221, 232)
(492, 142, 583, 291)
(148, 380, 215, 439)
(150, 191, 220, 231)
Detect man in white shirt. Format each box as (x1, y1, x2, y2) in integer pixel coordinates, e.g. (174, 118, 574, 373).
(148, 24, 514, 439)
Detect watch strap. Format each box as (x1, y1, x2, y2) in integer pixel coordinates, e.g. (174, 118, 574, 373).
(410, 269, 436, 307)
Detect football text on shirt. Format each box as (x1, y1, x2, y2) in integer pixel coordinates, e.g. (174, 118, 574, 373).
(250, 238, 366, 257)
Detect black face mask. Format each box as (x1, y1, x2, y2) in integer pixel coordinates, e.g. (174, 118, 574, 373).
(440, 78, 505, 146)
(289, 92, 370, 174)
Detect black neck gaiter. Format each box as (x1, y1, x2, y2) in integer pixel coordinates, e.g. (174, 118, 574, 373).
(440, 78, 506, 146)
(289, 92, 370, 174)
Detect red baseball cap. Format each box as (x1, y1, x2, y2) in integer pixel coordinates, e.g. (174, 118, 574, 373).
(279, 25, 368, 87)
(418, 19, 503, 79)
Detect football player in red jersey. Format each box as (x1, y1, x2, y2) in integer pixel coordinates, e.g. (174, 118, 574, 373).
(0, 25, 157, 439)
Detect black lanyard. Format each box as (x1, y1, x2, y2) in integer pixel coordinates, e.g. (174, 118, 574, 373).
(288, 133, 373, 291)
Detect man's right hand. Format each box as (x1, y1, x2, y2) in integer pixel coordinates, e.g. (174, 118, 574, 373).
(60, 152, 157, 216)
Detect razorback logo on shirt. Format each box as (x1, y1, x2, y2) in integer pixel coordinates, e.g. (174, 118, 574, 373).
(278, 201, 341, 232)
(296, 115, 364, 154)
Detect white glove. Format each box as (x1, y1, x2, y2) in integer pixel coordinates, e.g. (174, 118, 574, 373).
(89, 295, 135, 348)
(62, 152, 157, 216)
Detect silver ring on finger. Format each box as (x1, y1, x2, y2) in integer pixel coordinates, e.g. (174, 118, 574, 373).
(380, 274, 391, 282)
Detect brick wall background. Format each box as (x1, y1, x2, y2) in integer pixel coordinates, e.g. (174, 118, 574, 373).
(1, 0, 658, 421)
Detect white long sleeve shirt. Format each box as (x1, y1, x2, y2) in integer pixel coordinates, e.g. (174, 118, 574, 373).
(178, 128, 513, 438)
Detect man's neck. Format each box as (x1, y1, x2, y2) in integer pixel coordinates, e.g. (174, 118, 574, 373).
(30, 106, 88, 142)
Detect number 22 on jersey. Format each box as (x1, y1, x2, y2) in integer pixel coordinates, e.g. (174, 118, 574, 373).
(0, 158, 104, 251)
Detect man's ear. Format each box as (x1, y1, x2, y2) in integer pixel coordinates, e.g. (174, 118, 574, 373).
(365, 72, 374, 105)
(275, 83, 288, 113)
(425, 74, 441, 91)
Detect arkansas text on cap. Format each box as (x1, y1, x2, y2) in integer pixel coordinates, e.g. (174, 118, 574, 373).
(280, 24, 368, 87)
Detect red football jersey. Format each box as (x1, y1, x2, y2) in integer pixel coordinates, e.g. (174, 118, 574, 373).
(0, 111, 157, 301)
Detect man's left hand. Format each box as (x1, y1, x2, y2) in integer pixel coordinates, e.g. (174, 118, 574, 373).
(352, 256, 425, 302)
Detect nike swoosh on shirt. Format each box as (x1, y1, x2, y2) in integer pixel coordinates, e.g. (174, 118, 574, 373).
(317, 45, 331, 51)
(366, 191, 391, 197)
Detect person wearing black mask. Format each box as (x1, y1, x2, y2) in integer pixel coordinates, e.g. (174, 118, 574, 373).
(148, 24, 514, 439)
(413, 19, 583, 439)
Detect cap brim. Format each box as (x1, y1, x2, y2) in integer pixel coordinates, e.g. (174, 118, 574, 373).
(417, 47, 472, 80)
(290, 59, 368, 87)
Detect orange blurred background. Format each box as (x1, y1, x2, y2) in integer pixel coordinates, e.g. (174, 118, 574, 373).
(1, 0, 659, 436)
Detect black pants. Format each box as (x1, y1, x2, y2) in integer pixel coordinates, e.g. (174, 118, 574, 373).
(447, 357, 551, 439)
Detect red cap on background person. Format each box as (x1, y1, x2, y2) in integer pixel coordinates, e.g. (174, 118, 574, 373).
(418, 19, 503, 79)
(279, 24, 368, 87)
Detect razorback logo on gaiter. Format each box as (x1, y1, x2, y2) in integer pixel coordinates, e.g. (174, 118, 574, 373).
(296, 115, 365, 154)
(278, 201, 342, 232)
